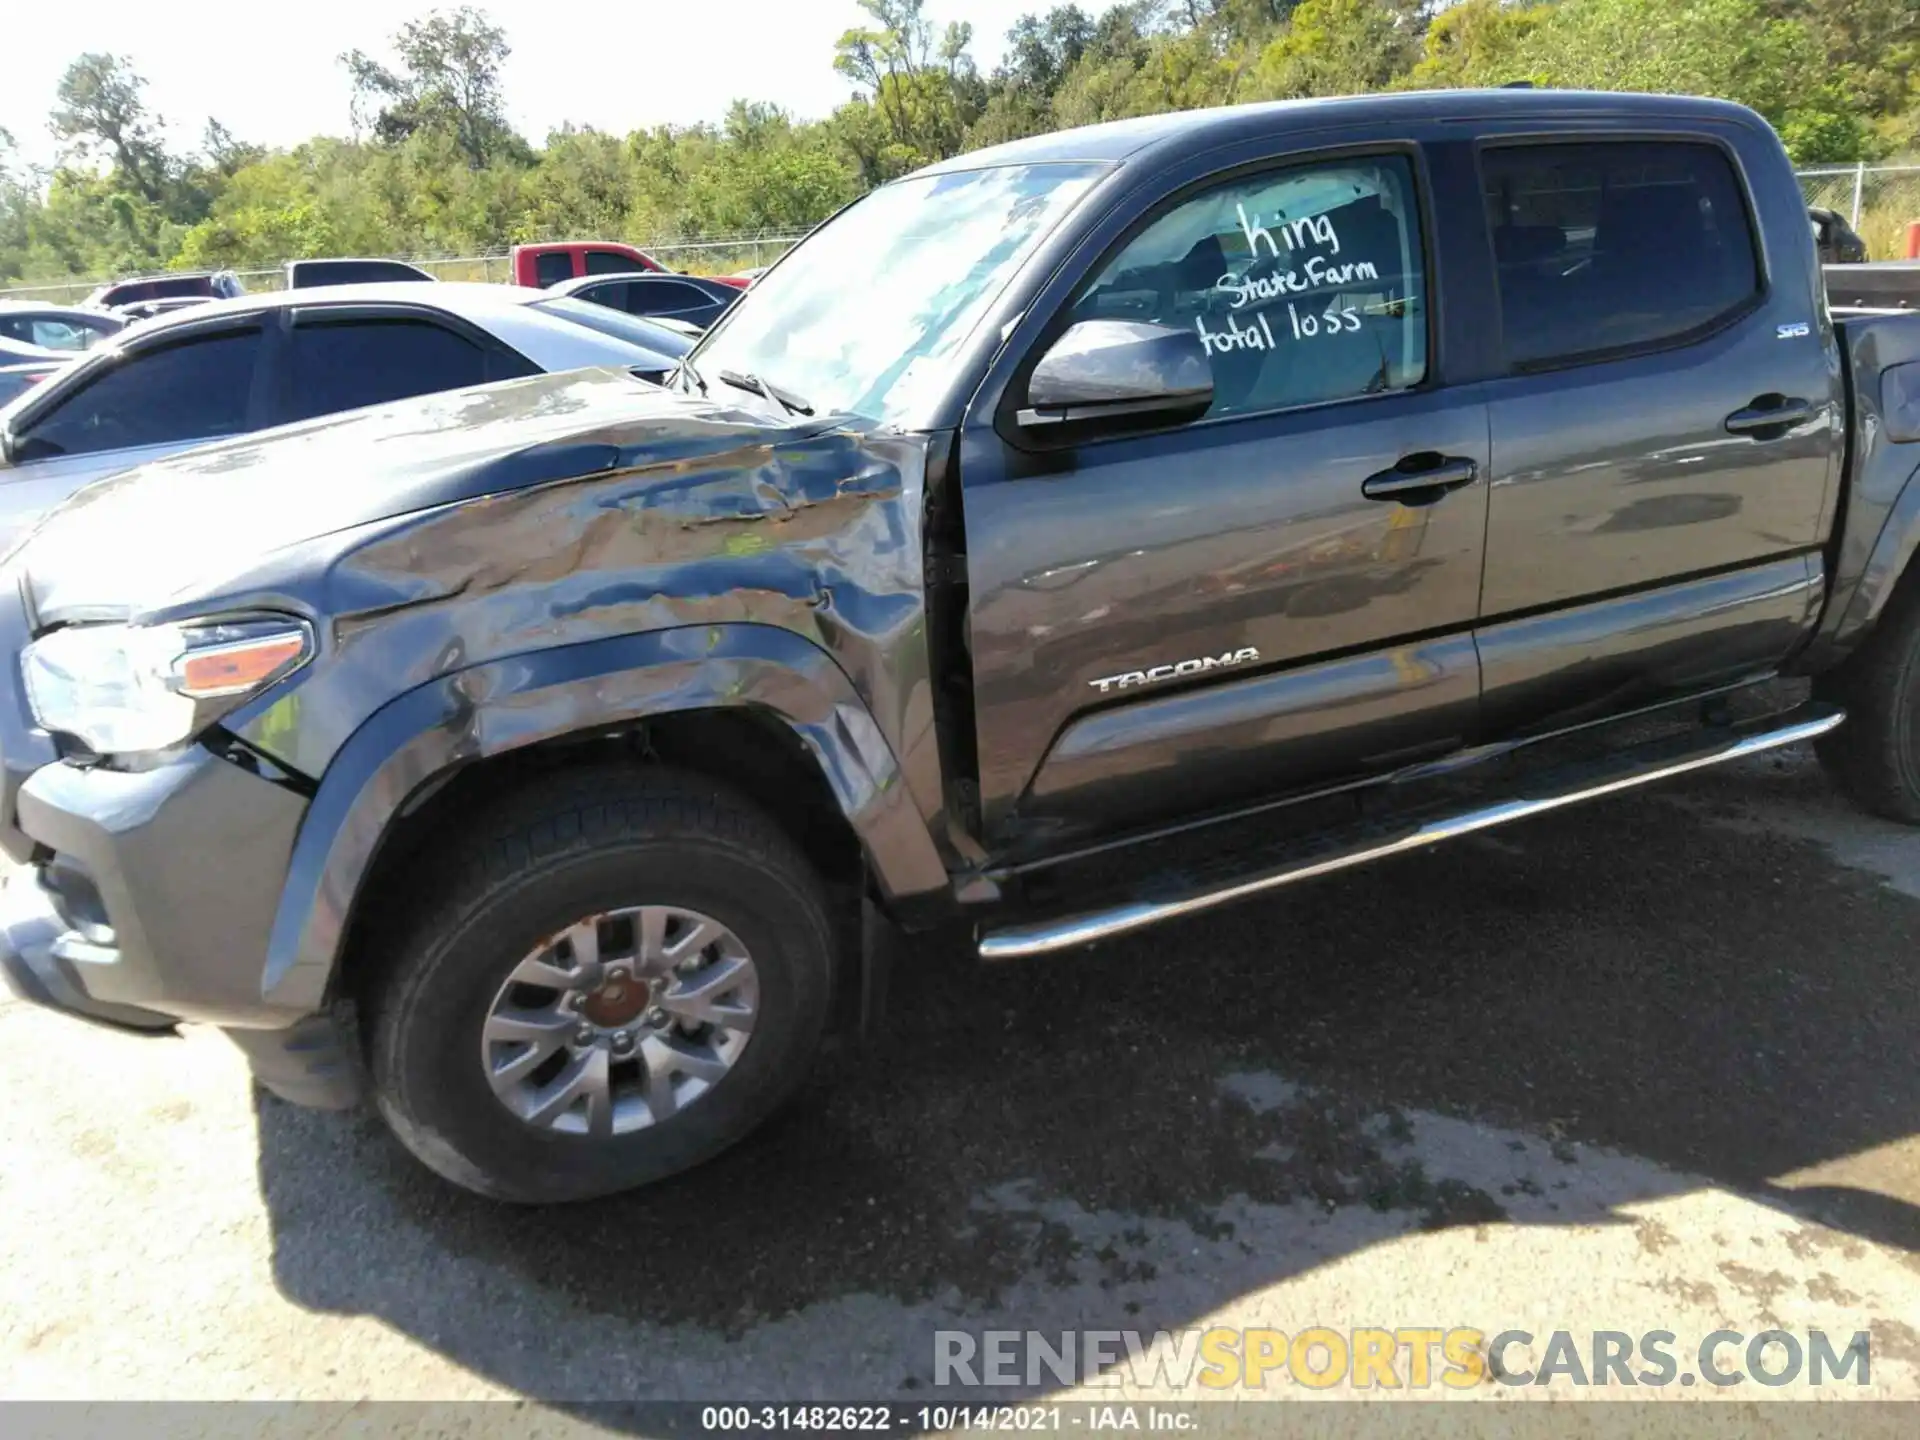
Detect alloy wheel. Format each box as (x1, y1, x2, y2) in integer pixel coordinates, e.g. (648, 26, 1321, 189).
(480, 905, 759, 1136)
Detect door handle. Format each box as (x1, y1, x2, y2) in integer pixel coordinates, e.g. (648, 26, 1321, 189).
(1725, 397, 1813, 435)
(1361, 456, 1478, 503)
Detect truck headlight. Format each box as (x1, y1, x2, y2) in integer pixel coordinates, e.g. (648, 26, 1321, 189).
(21, 617, 313, 755)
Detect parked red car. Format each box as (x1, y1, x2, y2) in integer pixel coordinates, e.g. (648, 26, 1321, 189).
(509, 241, 666, 288)
(510, 240, 756, 291)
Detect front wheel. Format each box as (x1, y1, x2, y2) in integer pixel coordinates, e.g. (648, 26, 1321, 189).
(361, 767, 836, 1203)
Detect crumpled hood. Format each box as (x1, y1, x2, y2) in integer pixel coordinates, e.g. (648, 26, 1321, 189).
(17, 366, 810, 622)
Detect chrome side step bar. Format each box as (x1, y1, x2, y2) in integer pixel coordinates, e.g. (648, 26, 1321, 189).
(977, 705, 1843, 961)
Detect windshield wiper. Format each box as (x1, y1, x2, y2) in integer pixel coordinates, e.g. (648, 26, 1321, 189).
(718, 368, 813, 417)
(674, 357, 708, 396)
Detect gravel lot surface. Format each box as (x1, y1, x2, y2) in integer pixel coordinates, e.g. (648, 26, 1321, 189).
(3, 745, 1919, 1425)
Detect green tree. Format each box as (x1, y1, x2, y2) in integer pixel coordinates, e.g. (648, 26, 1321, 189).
(518, 126, 639, 239)
(50, 54, 172, 205)
(0, 130, 37, 283)
(342, 7, 522, 170)
(1508, 0, 1868, 161)
(1403, 0, 1550, 90)
(1248, 0, 1428, 99)
(1002, 5, 1098, 98)
(1050, 15, 1238, 128)
(202, 119, 266, 178)
(1777, 0, 1920, 118)
(833, 0, 982, 169)
(6, 0, 1916, 289)
(171, 150, 342, 268)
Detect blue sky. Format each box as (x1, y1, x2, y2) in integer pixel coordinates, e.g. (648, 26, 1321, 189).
(2, 0, 1040, 170)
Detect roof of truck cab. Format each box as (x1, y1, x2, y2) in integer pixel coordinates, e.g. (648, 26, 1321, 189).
(915, 89, 1767, 174)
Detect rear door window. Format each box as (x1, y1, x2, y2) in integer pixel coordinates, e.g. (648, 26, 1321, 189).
(282, 317, 491, 423)
(533, 252, 575, 287)
(586, 249, 646, 275)
(1480, 141, 1762, 369)
(14, 329, 263, 460)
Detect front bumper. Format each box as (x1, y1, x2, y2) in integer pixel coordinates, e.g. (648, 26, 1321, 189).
(0, 572, 362, 1106)
(1, 872, 365, 1107)
(0, 881, 177, 1033)
(0, 570, 311, 1026)
(1, 751, 366, 1107)
(11, 747, 313, 1028)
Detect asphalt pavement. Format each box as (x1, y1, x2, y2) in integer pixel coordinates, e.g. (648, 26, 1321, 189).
(3, 743, 1919, 1421)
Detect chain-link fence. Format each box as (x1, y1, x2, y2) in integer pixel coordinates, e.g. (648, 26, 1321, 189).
(0, 231, 808, 304)
(8, 165, 1919, 302)
(1796, 164, 1920, 261)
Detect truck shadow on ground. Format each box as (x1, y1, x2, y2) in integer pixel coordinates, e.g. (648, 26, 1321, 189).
(253, 759, 1920, 1405)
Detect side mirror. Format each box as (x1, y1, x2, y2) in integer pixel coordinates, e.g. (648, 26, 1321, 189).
(1018, 319, 1213, 430)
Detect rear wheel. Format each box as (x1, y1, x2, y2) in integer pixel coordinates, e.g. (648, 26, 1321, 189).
(1815, 575, 1920, 824)
(362, 767, 836, 1203)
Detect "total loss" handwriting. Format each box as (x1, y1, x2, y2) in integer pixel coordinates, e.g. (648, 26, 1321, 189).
(1192, 203, 1379, 358)
(1196, 301, 1362, 355)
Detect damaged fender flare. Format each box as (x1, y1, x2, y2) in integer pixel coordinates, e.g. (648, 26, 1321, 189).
(1796, 320, 1920, 672)
(259, 622, 949, 1015)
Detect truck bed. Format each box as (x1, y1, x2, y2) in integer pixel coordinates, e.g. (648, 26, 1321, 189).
(1826, 261, 1920, 311)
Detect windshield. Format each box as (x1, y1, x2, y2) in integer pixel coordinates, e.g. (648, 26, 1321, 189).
(531, 296, 693, 357)
(689, 161, 1104, 426)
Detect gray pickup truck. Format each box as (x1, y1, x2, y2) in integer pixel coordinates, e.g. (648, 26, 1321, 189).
(3, 89, 1920, 1204)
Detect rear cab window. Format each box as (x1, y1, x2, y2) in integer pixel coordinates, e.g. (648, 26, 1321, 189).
(1070, 153, 1430, 418)
(586, 250, 649, 275)
(1479, 140, 1762, 369)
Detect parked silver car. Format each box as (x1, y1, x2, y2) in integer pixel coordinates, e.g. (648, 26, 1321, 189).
(548, 270, 741, 329)
(0, 282, 692, 553)
(0, 301, 127, 354)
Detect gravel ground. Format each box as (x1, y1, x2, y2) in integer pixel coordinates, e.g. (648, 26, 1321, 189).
(2, 745, 1919, 1421)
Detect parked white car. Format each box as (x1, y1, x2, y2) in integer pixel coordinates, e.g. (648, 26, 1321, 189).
(0, 301, 128, 353)
(0, 282, 692, 554)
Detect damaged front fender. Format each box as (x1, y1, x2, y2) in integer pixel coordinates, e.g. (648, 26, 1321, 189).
(259, 623, 949, 1016)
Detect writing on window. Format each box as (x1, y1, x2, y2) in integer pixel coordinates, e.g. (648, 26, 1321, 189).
(1073, 156, 1428, 419)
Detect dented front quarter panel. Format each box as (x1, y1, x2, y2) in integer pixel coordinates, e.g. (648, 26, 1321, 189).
(229, 413, 946, 831)
(258, 625, 948, 1014)
(20, 371, 956, 1005)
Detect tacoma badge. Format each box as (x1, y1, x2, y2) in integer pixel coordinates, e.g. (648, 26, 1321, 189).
(1089, 647, 1261, 694)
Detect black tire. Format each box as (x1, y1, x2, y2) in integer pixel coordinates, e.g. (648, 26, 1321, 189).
(361, 765, 836, 1203)
(1815, 573, 1920, 824)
